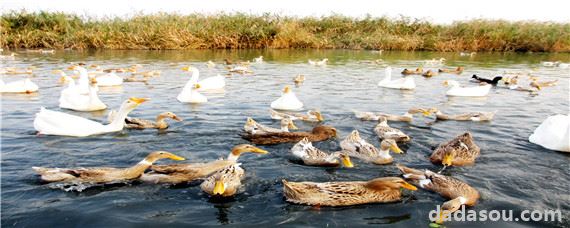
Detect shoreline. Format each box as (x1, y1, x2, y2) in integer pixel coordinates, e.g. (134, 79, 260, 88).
(1, 11, 569, 52)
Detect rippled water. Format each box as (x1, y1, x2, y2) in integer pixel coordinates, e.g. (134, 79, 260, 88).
(1, 50, 569, 227)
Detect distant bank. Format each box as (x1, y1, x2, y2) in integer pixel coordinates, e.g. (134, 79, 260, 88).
(1, 11, 569, 52)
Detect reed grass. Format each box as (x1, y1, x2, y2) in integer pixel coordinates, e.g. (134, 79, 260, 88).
(1, 11, 569, 52)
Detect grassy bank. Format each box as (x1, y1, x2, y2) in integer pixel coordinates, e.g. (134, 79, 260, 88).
(1, 11, 569, 52)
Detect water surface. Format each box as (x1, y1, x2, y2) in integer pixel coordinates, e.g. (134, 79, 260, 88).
(1, 50, 569, 227)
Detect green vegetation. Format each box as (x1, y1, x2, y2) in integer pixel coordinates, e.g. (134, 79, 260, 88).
(1, 11, 569, 52)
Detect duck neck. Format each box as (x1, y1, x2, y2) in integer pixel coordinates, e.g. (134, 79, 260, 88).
(155, 115, 168, 129)
(189, 69, 200, 84)
(227, 152, 240, 161)
(105, 105, 132, 131)
(122, 157, 156, 178)
(378, 148, 391, 159)
(77, 68, 89, 90)
(383, 68, 392, 81)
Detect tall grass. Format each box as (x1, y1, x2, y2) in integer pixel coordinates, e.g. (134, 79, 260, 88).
(1, 11, 569, 52)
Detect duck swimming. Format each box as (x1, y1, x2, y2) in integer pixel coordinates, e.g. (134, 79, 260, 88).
(177, 83, 207, 103)
(34, 97, 147, 137)
(282, 177, 417, 206)
(429, 132, 480, 167)
(293, 74, 305, 85)
(354, 107, 432, 122)
(139, 144, 268, 184)
(270, 109, 324, 122)
(443, 80, 492, 97)
(109, 111, 182, 129)
(253, 56, 263, 63)
(290, 137, 354, 167)
(200, 164, 245, 197)
(401, 67, 423, 75)
(529, 78, 557, 90)
(379, 67, 415, 90)
(181, 66, 225, 90)
(308, 58, 328, 66)
(529, 114, 570, 152)
(422, 70, 438, 77)
(270, 86, 304, 111)
(242, 125, 337, 145)
(243, 117, 298, 135)
(0, 78, 39, 93)
(374, 117, 411, 143)
(433, 109, 495, 122)
(32, 151, 185, 184)
(471, 75, 503, 85)
(438, 67, 464, 74)
(397, 164, 479, 224)
(59, 78, 106, 112)
(340, 130, 403, 165)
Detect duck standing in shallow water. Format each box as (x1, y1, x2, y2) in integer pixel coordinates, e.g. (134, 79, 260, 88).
(290, 137, 354, 167)
(397, 164, 479, 224)
(32, 151, 185, 184)
(374, 117, 411, 143)
(340, 130, 403, 165)
(140, 144, 268, 184)
(430, 132, 480, 167)
(34, 97, 147, 137)
(271, 86, 304, 111)
(529, 114, 570, 152)
(282, 177, 417, 206)
(242, 125, 337, 145)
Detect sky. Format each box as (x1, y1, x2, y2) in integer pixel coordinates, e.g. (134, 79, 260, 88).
(1, 0, 568, 24)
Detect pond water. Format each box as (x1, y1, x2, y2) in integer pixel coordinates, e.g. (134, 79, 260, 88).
(1, 50, 569, 227)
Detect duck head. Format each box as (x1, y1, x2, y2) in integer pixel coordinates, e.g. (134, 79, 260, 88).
(365, 177, 417, 191)
(313, 126, 337, 138)
(145, 151, 186, 163)
(283, 86, 292, 94)
(436, 196, 467, 224)
(380, 139, 403, 154)
(281, 118, 298, 130)
(442, 150, 456, 167)
(309, 110, 324, 121)
(332, 152, 354, 168)
(228, 144, 269, 161)
(120, 97, 148, 112)
(158, 112, 182, 122)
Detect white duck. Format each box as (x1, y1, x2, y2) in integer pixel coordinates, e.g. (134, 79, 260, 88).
(94, 72, 123, 86)
(308, 58, 328, 66)
(177, 83, 207, 103)
(529, 114, 570, 152)
(67, 66, 92, 94)
(378, 67, 415, 90)
(271, 86, 303, 111)
(181, 66, 225, 90)
(34, 97, 147, 137)
(0, 78, 39, 93)
(443, 80, 491, 97)
(253, 56, 263, 63)
(59, 78, 107, 112)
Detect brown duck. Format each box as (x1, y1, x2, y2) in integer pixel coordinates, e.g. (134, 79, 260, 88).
(139, 144, 268, 184)
(401, 67, 423, 75)
(242, 125, 337, 145)
(397, 164, 479, 223)
(32, 151, 185, 184)
(438, 66, 464, 74)
(282, 177, 417, 206)
(429, 132, 480, 167)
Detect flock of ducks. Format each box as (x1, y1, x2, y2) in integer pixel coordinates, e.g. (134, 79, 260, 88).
(2, 50, 569, 225)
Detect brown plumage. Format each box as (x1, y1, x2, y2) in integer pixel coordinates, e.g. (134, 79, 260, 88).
(32, 151, 185, 184)
(242, 125, 337, 145)
(429, 132, 480, 167)
(397, 164, 479, 223)
(438, 67, 464, 74)
(401, 67, 423, 75)
(434, 110, 495, 122)
(422, 70, 438, 77)
(282, 177, 417, 206)
(125, 112, 182, 129)
(139, 144, 267, 184)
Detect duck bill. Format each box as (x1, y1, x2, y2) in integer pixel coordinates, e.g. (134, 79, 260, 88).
(421, 110, 431, 116)
(315, 112, 324, 121)
(167, 154, 186, 161)
(67, 66, 76, 70)
(172, 115, 183, 121)
(401, 182, 417, 191)
(181, 66, 191, 71)
(283, 86, 291, 93)
(341, 156, 354, 168)
(194, 84, 201, 89)
(390, 144, 403, 154)
(250, 146, 269, 154)
(288, 121, 298, 130)
(213, 181, 225, 195)
(442, 154, 453, 166)
(436, 211, 450, 224)
(129, 97, 149, 104)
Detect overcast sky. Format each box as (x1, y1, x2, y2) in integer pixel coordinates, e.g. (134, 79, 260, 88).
(1, 0, 568, 24)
